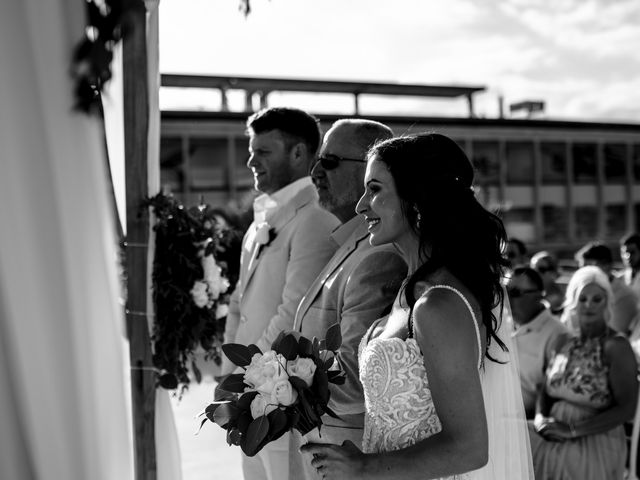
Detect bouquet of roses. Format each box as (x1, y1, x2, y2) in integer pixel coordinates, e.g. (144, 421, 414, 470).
(198, 324, 345, 456)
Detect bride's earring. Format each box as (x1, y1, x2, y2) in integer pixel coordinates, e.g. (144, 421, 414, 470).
(413, 205, 422, 229)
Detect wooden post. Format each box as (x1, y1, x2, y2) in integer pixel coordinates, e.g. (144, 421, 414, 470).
(123, 1, 156, 479)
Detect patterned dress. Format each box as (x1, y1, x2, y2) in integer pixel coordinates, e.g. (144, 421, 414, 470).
(358, 286, 481, 480)
(529, 334, 627, 480)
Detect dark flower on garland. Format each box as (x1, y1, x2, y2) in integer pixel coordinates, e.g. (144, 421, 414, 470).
(144, 193, 236, 393)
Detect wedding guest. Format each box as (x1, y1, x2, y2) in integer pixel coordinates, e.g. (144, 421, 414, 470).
(303, 133, 533, 478)
(530, 250, 564, 315)
(621, 233, 640, 297)
(530, 266, 638, 480)
(575, 241, 638, 335)
(507, 266, 568, 419)
(506, 237, 528, 269)
(289, 119, 406, 480)
(220, 107, 340, 480)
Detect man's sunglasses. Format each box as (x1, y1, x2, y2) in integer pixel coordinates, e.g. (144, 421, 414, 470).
(315, 154, 366, 171)
(507, 287, 541, 298)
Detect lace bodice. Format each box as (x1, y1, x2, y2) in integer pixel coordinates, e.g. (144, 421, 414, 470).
(358, 285, 481, 479)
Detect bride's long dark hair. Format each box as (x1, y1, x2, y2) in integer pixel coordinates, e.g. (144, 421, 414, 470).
(369, 133, 509, 359)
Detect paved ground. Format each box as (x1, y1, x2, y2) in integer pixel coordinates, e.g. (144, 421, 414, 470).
(170, 373, 243, 480)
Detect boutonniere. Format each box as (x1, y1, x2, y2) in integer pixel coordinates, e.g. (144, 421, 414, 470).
(255, 222, 276, 258)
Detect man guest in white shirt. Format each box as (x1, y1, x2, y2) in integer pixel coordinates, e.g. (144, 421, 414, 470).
(507, 266, 568, 419)
(221, 107, 340, 480)
(289, 119, 407, 479)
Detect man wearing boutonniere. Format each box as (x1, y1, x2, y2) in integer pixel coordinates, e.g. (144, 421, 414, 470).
(220, 107, 340, 480)
(289, 119, 407, 480)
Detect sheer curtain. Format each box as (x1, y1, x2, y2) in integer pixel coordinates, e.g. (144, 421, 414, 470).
(0, 0, 134, 478)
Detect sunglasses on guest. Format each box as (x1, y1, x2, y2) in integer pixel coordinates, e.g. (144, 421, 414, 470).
(507, 287, 541, 298)
(314, 154, 366, 170)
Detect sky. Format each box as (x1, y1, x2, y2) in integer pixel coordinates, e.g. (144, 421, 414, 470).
(158, 0, 640, 122)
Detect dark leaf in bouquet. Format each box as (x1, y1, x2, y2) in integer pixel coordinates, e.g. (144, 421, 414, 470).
(278, 333, 298, 361)
(218, 373, 248, 393)
(222, 343, 255, 368)
(297, 335, 314, 357)
(313, 369, 330, 404)
(288, 376, 308, 392)
(213, 403, 239, 429)
(243, 416, 270, 457)
(204, 402, 223, 422)
(327, 370, 346, 385)
(267, 408, 289, 441)
(158, 372, 179, 390)
(228, 428, 242, 446)
(322, 351, 335, 370)
(247, 344, 262, 357)
(271, 330, 286, 351)
(298, 391, 320, 425)
(318, 339, 327, 351)
(237, 410, 253, 435)
(237, 391, 259, 411)
(325, 323, 342, 351)
(195, 416, 209, 435)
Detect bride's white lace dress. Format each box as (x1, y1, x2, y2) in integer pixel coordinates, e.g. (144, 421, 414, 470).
(358, 285, 534, 480)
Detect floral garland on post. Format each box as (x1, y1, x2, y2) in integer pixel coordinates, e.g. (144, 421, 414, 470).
(144, 193, 237, 393)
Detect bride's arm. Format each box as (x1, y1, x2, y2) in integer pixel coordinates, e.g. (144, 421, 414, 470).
(303, 289, 489, 479)
(365, 290, 488, 478)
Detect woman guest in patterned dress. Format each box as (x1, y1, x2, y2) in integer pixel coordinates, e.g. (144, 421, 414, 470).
(302, 134, 534, 479)
(530, 265, 638, 479)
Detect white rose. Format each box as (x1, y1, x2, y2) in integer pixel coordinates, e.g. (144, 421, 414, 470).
(190, 280, 209, 308)
(244, 353, 268, 389)
(287, 357, 317, 387)
(255, 222, 271, 246)
(202, 255, 229, 300)
(249, 393, 277, 419)
(215, 303, 228, 319)
(271, 380, 298, 406)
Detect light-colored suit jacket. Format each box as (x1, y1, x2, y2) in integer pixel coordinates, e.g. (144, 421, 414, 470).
(293, 216, 407, 423)
(221, 184, 339, 375)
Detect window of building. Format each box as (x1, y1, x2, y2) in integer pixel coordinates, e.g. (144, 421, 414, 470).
(188, 137, 229, 191)
(502, 207, 535, 244)
(471, 140, 500, 185)
(160, 137, 184, 194)
(234, 137, 253, 190)
(606, 204, 627, 240)
(542, 205, 568, 243)
(633, 144, 640, 181)
(540, 142, 566, 184)
(572, 143, 597, 184)
(574, 205, 599, 239)
(604, 143, 627, 183)
(506, 142, 534, 184)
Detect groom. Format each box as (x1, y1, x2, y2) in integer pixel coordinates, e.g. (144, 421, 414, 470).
(220, 107, 340, 480)
(289, 119, 407, 479)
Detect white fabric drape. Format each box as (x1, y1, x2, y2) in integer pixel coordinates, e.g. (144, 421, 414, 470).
(0, 0, 134, 479)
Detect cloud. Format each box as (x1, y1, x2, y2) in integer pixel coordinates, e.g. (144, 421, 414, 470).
(158, 0, 640, 121)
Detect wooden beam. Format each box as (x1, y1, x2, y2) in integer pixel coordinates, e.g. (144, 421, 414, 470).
(123, 1, 156, 479)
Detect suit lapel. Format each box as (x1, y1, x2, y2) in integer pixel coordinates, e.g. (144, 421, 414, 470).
(294, 218, 370, 329)
(243, 185, 316, 289)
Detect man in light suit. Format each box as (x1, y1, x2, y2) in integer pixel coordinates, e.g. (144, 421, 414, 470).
(289, 119, 407, 480)
(221, 107, 340, 480)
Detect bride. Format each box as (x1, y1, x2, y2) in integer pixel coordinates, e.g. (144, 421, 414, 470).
(302, 133, 533, 479)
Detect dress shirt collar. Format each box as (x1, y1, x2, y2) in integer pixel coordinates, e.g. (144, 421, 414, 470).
(253, 176, 312, 224)
(513, 308, 557, 336)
